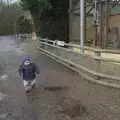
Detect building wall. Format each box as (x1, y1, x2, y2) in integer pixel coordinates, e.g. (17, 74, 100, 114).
(107, 15, 120, 49)
(70, 14, 95, 45)
(69, 1, 120, 48)
(109, 15, 120, 30)
(70, 10, 120, 48)
(70, 14, 80, 43)
(69, 0, 95, 44)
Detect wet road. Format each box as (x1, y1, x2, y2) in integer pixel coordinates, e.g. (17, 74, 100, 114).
(0, 36, 86, 120)
(0, 36, 120, 120)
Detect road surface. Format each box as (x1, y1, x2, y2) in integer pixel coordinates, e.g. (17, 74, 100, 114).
(0, 36, 120, 120)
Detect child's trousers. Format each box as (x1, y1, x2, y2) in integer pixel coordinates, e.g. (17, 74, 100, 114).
(23, 79, 36, 91)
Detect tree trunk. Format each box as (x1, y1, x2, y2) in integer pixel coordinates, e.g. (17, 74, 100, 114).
(29, 14, 37, 41)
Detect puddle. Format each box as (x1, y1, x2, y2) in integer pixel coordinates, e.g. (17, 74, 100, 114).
(0, 113, 7, 119)
(1, 74, 8, 81)
(10, 43, 15, 45)
(58, 98, 87, 119)
(60, 104, 86, 118)
(0, 39, 16, 51)
(0, 92, 6, 101)
(43, 86, 68, 92)
(15, 48, 24, 55)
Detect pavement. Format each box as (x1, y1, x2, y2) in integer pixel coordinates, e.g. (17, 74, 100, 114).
(0, 36, 120, 120)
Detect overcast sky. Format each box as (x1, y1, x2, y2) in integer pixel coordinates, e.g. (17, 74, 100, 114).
(10, 0, 19, 3)
(2, 0, 19, 3)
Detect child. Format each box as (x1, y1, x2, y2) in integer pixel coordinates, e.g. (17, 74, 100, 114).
(19, 55, 40, 92)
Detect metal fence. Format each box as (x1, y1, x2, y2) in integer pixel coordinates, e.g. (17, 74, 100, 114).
(19, 34, 120, 88)
(36, 37, 120, 88)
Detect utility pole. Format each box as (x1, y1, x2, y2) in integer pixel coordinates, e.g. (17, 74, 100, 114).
(94, 0, 100, 47)
(80, 0, 85, 54)
(93, 0, 103, 48)
(94, 0, 98, 46)
(69, 0, 72, 42)
(104, 0, 109, 48)
(99, 0, 103, 48)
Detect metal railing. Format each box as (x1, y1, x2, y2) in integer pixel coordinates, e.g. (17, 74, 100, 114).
(37, 37, 120, 88)
(38, 38, 120, 62)
(19, 34, 32, 38)
(19, 34, 120, 88)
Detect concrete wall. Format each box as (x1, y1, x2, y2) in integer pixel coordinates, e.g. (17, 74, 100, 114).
(109, 15, 120, 32)
(70, 14, 95, 45)
(70, 14, 80, 43)
(70, 14, 120, 46)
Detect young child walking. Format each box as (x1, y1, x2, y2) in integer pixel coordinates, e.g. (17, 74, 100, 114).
(19, 55, 40, 92)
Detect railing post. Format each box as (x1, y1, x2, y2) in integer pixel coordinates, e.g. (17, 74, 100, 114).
(37, 37, 40, 49)
(94, 49, 101, 79)
(53, 40, 56, 46)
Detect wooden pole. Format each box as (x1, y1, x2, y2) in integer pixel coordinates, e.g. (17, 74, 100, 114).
(104, 0, 109, 48)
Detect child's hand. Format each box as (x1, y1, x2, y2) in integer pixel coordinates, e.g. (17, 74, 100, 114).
(36, 74, 40, 78)
(18, 76, 21, 80)
(18, 74, 23, 80)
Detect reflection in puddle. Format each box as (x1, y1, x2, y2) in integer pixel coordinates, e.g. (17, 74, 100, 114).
(1, 74, 8, 81)
(0, 92, 6, 101)
(43, 86, 68, 92)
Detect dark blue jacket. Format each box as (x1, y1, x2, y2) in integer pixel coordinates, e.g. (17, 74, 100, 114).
(19, 63, 40, 81)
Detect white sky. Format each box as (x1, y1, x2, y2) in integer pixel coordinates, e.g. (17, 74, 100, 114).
(2, 0, 19, 3)
(10, 0, 19, 3)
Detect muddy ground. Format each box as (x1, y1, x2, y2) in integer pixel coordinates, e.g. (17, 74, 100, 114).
(0, 36, 120, 120)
